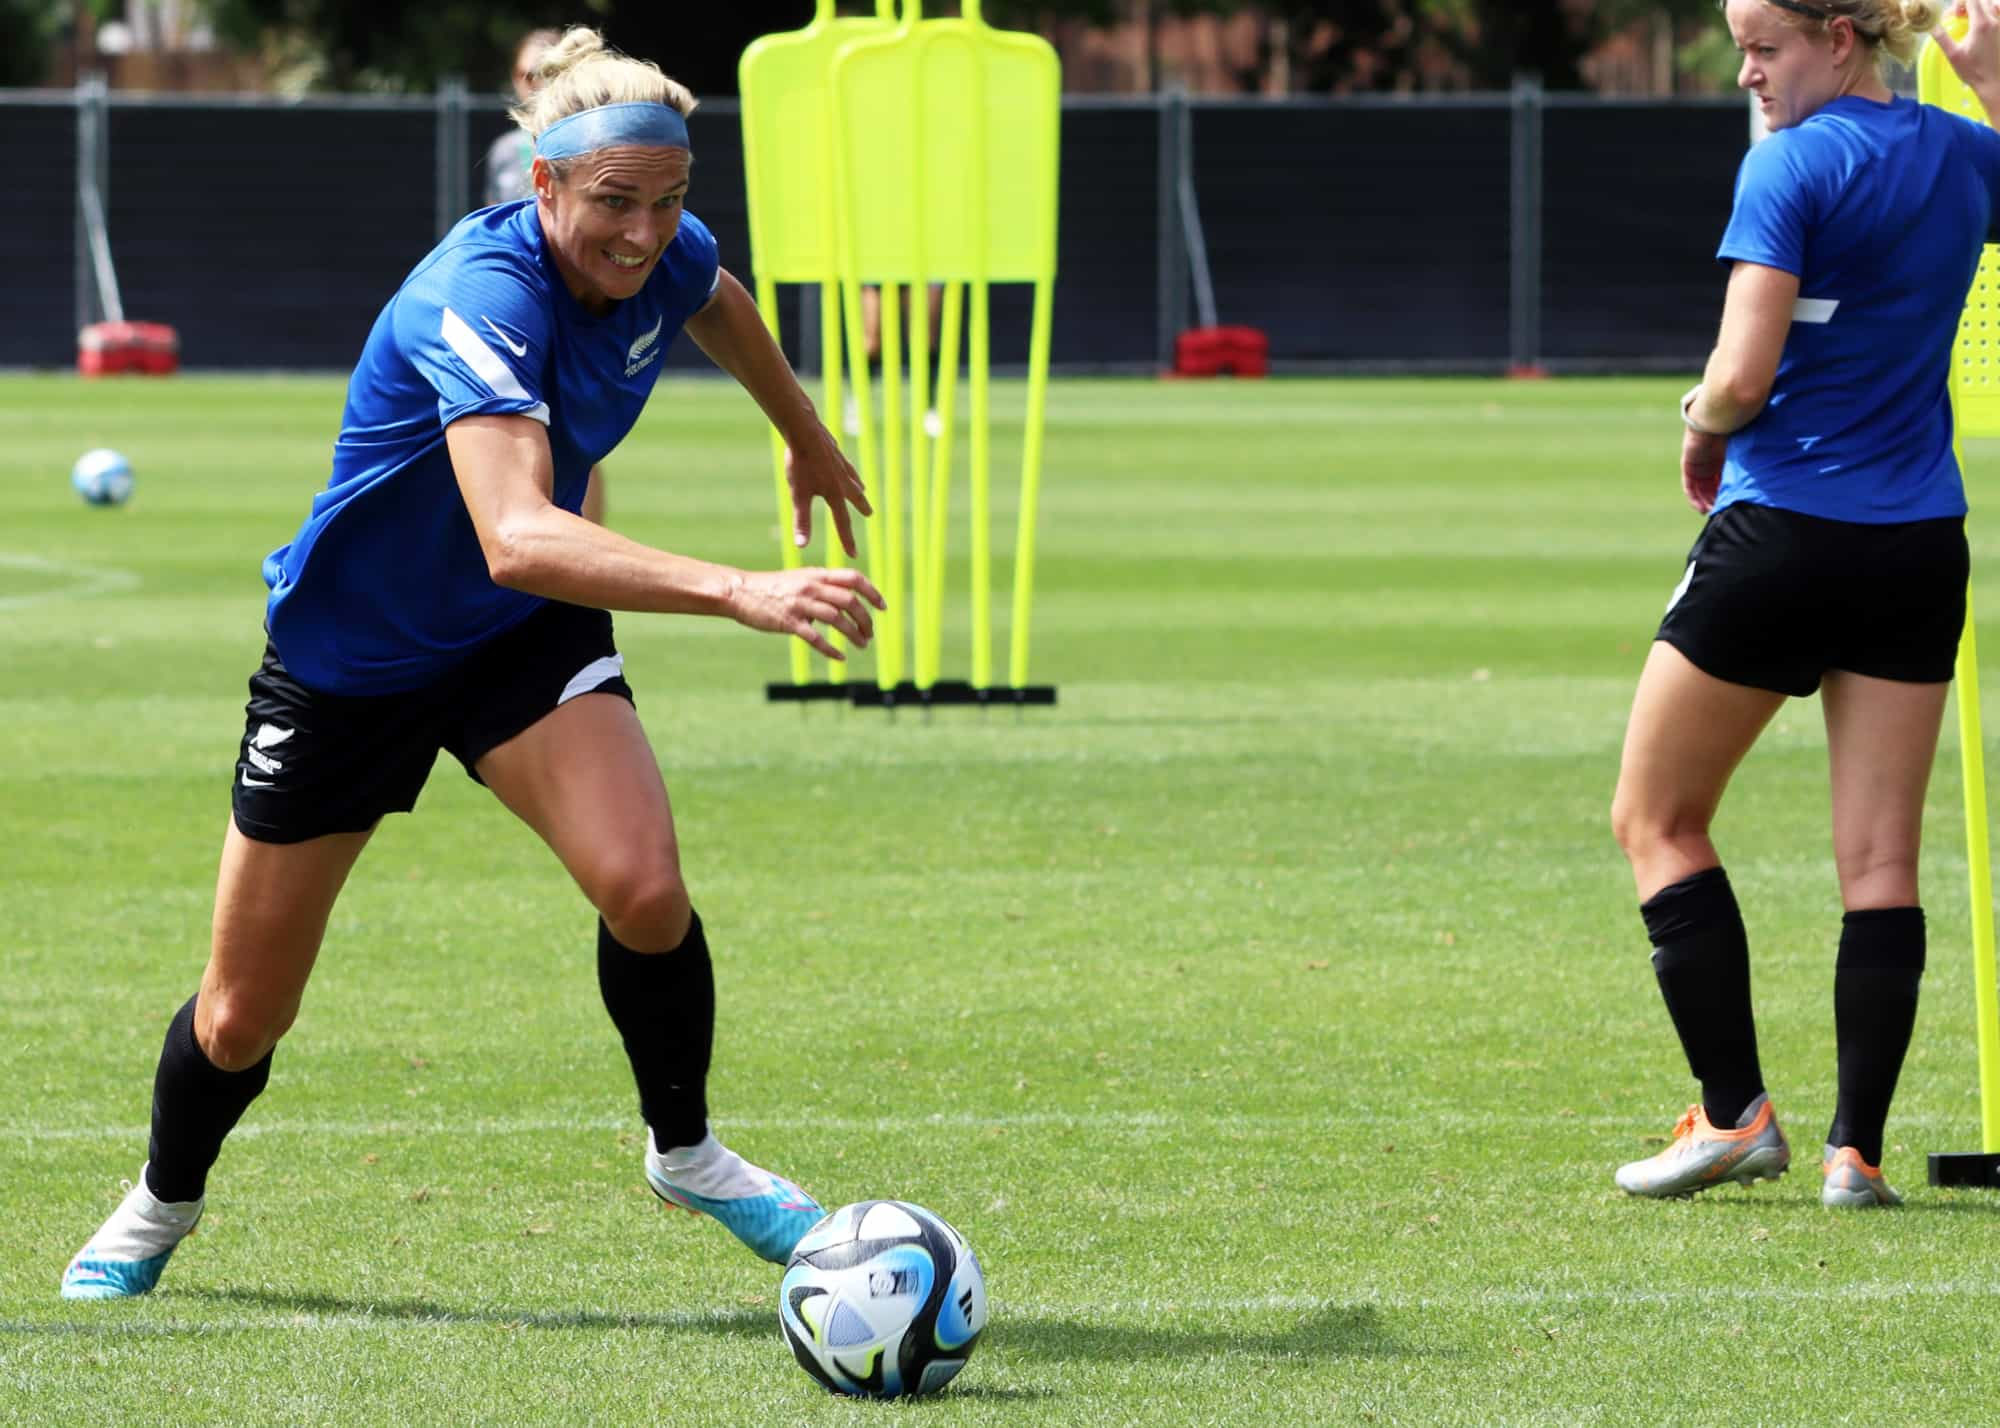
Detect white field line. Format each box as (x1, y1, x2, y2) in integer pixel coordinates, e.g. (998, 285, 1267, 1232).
(8, 1108, 1984, 1142)
(0, 553, 140, 611)
(8, 1280, 2000, 1340)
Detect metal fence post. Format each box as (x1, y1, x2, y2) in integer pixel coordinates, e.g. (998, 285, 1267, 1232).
(435, 75, 470, 236)
(1509, 73, 1545, 376)
(74, 71, 111, 335)
(1156, 90, 1189, 371)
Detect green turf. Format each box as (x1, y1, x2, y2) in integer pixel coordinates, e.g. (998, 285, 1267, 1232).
(8, 372, 2000, 1425)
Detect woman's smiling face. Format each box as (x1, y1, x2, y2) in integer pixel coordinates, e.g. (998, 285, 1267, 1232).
(535, 145, 691, 314)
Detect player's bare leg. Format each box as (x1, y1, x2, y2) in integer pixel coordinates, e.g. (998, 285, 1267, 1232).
(63, 823, 370, 1298)
(1611, 643, 1792, 1195)
(478, 691, 823, 1261)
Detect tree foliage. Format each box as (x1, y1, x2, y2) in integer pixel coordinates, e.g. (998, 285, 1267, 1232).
(1135, 0, 1726, 92)
(2, 0, 70, 86)
(198, 0, 821, 94)
(1419, 0, 1721, 89)
(189, 0, 1727, 94)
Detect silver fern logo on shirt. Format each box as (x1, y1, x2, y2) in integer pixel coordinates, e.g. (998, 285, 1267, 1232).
(626, 318, 663, 377)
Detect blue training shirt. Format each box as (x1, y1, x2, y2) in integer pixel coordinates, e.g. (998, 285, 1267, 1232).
(1715, 95, 2000, 524)
(262, 200, 720, 694)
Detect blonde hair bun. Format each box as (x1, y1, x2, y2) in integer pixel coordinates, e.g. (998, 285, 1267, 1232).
(532, 26, 607, 87)
(510, 26, 697, 141)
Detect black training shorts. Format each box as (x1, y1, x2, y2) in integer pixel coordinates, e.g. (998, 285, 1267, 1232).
(230, 600, 634, 844)
(1654, 501, 1967, 698)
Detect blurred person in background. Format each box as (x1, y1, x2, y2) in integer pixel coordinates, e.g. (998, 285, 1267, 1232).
(484, 27, 559, 206)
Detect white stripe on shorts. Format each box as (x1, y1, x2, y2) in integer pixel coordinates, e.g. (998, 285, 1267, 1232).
(559, 653, 625, 705)
(1665, 560, 1695, 614)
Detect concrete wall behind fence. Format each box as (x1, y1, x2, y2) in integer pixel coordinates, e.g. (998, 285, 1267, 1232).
(2, 87, 1747, 375)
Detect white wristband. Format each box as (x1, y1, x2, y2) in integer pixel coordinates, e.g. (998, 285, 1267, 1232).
(1680, 383, 1724, 436)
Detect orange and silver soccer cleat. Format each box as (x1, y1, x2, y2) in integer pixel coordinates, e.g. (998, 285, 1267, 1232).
(1821, 1145, 1903, 1208)
(1614, 1093, 1792, 1198)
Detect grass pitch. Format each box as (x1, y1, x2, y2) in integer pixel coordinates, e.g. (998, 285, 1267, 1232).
(7, 373, 2000, 1424)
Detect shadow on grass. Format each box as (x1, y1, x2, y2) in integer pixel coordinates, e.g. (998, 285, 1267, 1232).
(990, 1303, 1410, 1364)
(1630, 1191, 2000, 1216)
(1898, 1195, 2000, 1214)
(0, 1286, 774, 1339)
(13, 1295, 1412, 1369)
(209, 1285, 781, 1335)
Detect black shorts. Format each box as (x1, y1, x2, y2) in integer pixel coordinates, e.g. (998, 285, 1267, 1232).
(231, 601, 634, 844)
(1655, 502, 1967, 698)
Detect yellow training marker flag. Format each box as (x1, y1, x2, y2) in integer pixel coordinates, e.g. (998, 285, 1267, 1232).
(828, 0, 1060, 696)
(1920, 26, 2000, 1177)
(740, 0, 898, 690)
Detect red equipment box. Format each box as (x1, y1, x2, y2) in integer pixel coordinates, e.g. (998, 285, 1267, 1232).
(1173, 325, 1269, 378)
(78, 321, 181, 377)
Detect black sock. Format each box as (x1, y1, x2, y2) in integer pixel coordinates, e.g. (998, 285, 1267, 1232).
(144, 995, 272, 1203)
(598, 911, 713, 1152)
(1640, 867, 1765, 1128)
(1827, 906, 1925, 1166)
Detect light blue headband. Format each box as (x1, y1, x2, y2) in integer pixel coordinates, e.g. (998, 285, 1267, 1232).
(535, 102, 690, 160)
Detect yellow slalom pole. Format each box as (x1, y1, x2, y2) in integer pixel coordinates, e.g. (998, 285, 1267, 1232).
(908, 285, 933, 691)
(925, 282, 965, 685)
(1956, 432, 2000, 1151)
(1007, 277, 1053, 690)
(969, 278, 992, 689)
(1917, 30, 2000, 1168)
(757, 273, 813, 687)
(820, 277, 851, 678)
(905, 26, 934, 691)
(838, 271, 887, 690)
(1959, 607, 2000, 1150)
(879, 282, 907, 688)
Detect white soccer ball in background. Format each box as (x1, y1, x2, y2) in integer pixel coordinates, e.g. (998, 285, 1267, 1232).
(779, 1199, 988, 1399)
(71, 448, 134, 506)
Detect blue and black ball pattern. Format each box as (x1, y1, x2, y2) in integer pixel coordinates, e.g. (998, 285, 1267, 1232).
(778, 1200, 986, 1399)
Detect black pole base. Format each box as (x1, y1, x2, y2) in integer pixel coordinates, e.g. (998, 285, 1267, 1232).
(765, 682, 853, 703)
(849, 681, 1057, 710)
(766, 680, 1058, 709)
(1927, 1152, 2000, 1187)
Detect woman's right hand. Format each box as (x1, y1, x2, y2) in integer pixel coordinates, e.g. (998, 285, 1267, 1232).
(725, 566, 886, 660)
(1681, 427, 1727, 515)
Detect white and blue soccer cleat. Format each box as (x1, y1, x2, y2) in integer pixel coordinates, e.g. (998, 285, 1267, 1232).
(644, 1131, 824, 1265)
(61, 1166, 204, 1300)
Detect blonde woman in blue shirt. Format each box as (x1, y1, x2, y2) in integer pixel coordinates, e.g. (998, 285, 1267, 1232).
(62, 28, 880, 1298)
(1612, 0, 2000, 1207)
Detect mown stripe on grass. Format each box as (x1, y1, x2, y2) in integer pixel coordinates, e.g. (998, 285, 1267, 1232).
(0, 553, 141, 610)
(8, 1109, 1982, 1139)
(12, 1277, 2000, 1338)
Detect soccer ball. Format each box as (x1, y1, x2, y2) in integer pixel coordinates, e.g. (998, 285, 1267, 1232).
(779, 1200, 987, 1398)
(71, 448, 134, 506)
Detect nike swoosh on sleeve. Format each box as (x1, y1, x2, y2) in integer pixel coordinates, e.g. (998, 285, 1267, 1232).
(480, 315, 529, 356)
(441, 308, 549, 423)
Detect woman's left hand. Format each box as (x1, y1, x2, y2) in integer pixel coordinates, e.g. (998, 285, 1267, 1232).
(1681, 427, 1727, 515)
(1934, 0, 2000, 101)
(784, 423, 872, 559)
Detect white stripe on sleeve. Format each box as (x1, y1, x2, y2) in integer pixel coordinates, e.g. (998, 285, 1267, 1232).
(440, 306, 550, 424)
